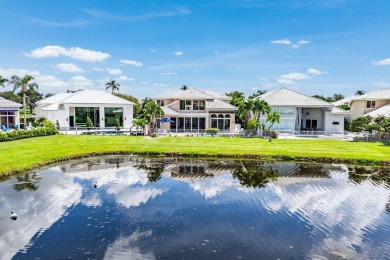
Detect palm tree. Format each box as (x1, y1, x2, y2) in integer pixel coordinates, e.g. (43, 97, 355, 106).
(0, 75, 8, 88)
(10, 75, 39, 127)
(226, 91, 245, 107)
(105, 80, 120, 94)
(144, 101, 164, 133)
(252, 99, 271, 122)
(355, 90, 365, 96)
(237, 99, 254, 127)
(180, 85, 189, 90)
(266, 111, 280, 130)
(131, 118, 147, 133)
(333, 94, 344, 102)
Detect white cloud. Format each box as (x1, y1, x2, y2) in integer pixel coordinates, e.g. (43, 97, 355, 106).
(160, 72, 176, 76)
(278, 72, 310, 84)
(70, 76, 93, 87)
(270, 39, 291, 45)
(93, 67, 104, 72)
(0, 67, 40, 78)
(371, 58, 390, 66)
(117, 76, 135, 81)
(25, 45, 110, 62)
(292, 40, 311, 48)
(35, 75, 68, 88)
(107, 68, 123, 75)
(120, 60, 143, 67)
(153, 83, 166, 87)
(55, 63, 84, 73)
(174, 51, 183, 56)
(140, 81, 149, 84)
(307, 68, 323, 75)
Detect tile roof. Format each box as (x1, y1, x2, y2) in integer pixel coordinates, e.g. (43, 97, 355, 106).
(332, 96, 358, 106)
(161, 106, 179, 115)
(331, 107, 350, 115)
(257, 88, 332, 107)
(0, 97, 22, 108)
(206, 99, 237, 110)
(155, 88, 231, 100)
(364, 104, 390, 117)
(351, 89, 390, 101)
(38, 90, 134, 110)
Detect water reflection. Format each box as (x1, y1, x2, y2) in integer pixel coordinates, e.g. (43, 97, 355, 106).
(0, 156, 390, 259)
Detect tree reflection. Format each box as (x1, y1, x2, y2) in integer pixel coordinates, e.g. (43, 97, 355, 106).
(134, 158, 165, 182)
(348, 166, 390, 185)
(13, 173, 41, 192)
(232, 161, 279, 188)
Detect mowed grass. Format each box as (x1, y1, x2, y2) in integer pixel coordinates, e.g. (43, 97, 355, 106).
(1, 135, 389, 177)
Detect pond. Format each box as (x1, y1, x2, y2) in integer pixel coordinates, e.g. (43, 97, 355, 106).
(1, 156, 390, 259)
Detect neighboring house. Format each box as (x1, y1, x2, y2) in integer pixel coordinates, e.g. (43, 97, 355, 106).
(256, 88, 348, 133)
(154, 88, 237, 132)
(0, 97, 22, 129)
(349, 89, 390, 120)
(36, 90, 134, 129)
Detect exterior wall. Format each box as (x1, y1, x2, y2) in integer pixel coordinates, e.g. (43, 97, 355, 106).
(301, 108, 324, 130)
(350, 100, 390, 120)
(324, 112, 345, 133)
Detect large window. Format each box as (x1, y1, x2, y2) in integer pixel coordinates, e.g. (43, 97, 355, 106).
(211, 114, 231, 131)
(0, 110, 16, 128)
(75, 107, 100, 127)
(366, 101, 376, 108)
(105, 107, 123, 127)
(156, 100, 164, 106)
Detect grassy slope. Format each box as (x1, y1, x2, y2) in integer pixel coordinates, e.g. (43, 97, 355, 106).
(1, 135, 389, 177)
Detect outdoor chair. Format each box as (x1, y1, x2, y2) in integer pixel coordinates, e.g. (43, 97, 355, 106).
(1, 125, 8, 132)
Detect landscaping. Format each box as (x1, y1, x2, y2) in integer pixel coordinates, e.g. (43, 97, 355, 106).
(1, 135, 389, 178)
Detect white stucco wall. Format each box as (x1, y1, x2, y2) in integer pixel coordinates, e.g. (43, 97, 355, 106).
(324, 112, 345, 133)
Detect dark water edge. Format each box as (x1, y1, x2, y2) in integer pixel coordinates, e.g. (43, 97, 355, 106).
(1, 156, 390, 260)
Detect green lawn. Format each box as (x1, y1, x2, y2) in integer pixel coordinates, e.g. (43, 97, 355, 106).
(1, 135, 389, 177)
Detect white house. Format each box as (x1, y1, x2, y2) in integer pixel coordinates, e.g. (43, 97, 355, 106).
(256, 88, 348, 133)
(0, 97, 22, 129)
(154, 88, 237, 132)
(348, 89, 390, 121)
(36, 90, 134, 129)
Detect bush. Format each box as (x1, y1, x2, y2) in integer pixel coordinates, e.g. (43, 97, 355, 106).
(366, 124, 381, 132)
(0, 126, 57, 142)
(115, 119, 120, 130)
(86, 117, 94, 128)
(246, 119, 260, 130)
(349, 116, 372, 132)
(206, 128, 219, 137)
(270, 130, 278, 138)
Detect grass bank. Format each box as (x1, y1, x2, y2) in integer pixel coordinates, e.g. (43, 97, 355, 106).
(1, 135, 389, 178)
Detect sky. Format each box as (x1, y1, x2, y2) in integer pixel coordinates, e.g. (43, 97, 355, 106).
(1, 0, 390, 99)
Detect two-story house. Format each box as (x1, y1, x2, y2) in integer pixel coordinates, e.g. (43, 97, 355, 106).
(349, 89, 390, 120)
(154, 88, 237, 132)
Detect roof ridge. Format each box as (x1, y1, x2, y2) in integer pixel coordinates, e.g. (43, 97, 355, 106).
(194, 88, 217, 99)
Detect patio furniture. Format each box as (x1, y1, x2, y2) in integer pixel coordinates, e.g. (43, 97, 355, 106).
(1, 125, 8, 132)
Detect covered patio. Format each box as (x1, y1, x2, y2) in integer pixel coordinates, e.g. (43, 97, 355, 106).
(0, 97, 21, 130)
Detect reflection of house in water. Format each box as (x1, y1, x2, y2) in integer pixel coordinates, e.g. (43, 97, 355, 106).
(59, 157, 132, 173)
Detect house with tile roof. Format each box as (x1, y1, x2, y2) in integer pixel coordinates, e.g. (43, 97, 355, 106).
(349, 89, 390, 120)
(154, 88, 237, 132)
(256, 88, 348, 133)
(0, 97, 22, 129)
(36, 89, 134, 129)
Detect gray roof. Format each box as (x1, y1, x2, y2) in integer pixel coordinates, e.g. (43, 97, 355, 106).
(161, 106, 179, 115)
(331, 107, 350, 115)
(351, 89, 390, 101)
(0, 97, 22, 108)
(364, 104, 390, 117)
(38, 90, 134, 110)
(206, 99, 237, 110)
(257, 88, 332, 107)
(332, 96, 358, 106)
(155, 88, 231, 100)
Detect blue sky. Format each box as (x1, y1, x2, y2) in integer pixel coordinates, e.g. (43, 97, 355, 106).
(1, 0, 390, 99)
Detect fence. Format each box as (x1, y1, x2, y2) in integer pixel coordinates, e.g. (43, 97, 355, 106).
(59, 126, 144, 136)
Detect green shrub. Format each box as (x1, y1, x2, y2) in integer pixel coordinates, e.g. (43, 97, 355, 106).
(86, 117, 94, 128)
(349, 116, 372, 132)
(270, 130, 278, 138)
(206, 128, 219, 137)
(0, 126, 57, 142)
(246, 119, 260, 130)
(115, 118, 120, 130)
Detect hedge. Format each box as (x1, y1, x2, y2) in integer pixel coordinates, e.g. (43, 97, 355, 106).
(0, 122, 57, 142)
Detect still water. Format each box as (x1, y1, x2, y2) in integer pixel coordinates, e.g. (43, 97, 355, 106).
(1, 156, 390, 259)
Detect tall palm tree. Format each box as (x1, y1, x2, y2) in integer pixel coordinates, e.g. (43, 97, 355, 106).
(105, 80, 120, 94)
(0, 75, 8, 88)
(11, 75, 39, 127)
(266, 111, 281, 130)
(144, 101, 164, 132)
(252, 99, 271, 121)
(180, 85, 189, 90)
(237, 99, 254, 127)
(333, 94, 344, 102)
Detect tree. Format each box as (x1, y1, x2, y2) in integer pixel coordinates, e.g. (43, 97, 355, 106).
(144, 101, 164, 132)
(333, 94, 344, 102)
(45, 93, 55, 98)
(355, 90, 365, 96)
(374, 116, 390, 132)
(105, 80, 120, 94)
(0, 91, 22, 103)
(114, 93, 141, 117)
(131, 118, 147, 133)
(252, 99, 271, 122)
(10, 75, 39, 127)
(0, 75, 8, 88)
(180, 85, 189, 90)
(247, 119, 260, 131)
(226, 91, 245, 108)
(138, 97, 154, 119)
(237, 99, 254, 127)
(266, 111, 280, 130)
(349, 116, 372, 132)
(23, 86, 43, 114)
(248, 90, 267, 100)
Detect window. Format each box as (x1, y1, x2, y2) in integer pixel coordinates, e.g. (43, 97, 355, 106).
(332, 121, 340, 125)
(59, 104, 65, 110)
(104, 107, 123, 127)
(156, 100, 164, 106)
(180, 100, 192, 110)
(279, 107, 295, 115)
(366, 101, 376, 108)
(210, 114, 231, 131)
(75, 107, 100, 127)
(193, 100, 205, 110)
